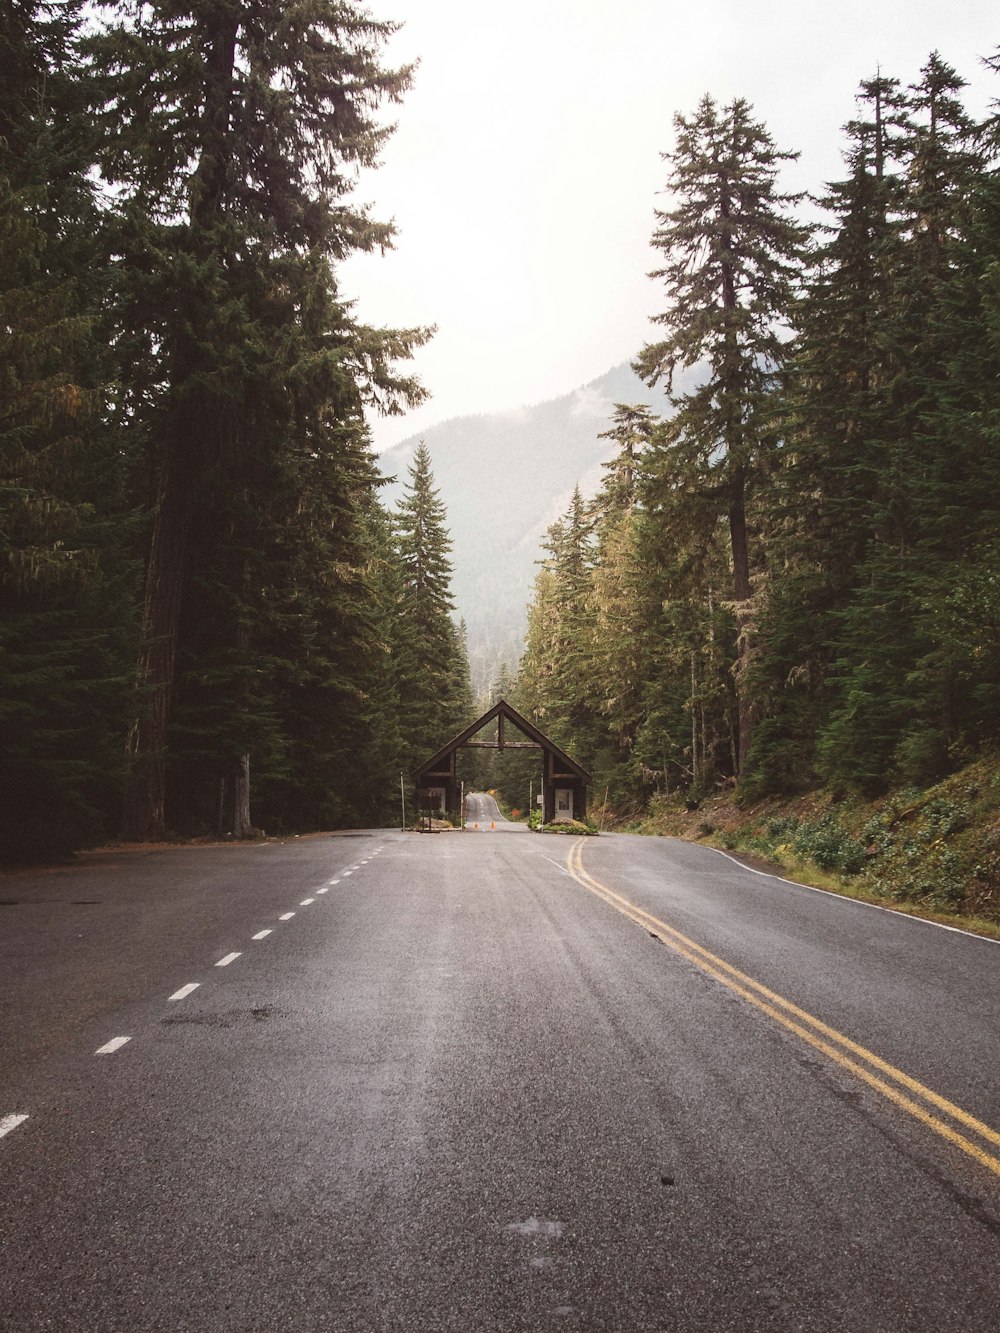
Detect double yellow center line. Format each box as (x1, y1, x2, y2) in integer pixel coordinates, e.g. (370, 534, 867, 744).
(566, 839, 1000, 1180)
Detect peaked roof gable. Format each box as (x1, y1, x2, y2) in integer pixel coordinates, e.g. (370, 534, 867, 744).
(414, 698, 591, 783)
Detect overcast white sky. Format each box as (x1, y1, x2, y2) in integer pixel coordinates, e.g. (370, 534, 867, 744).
(340, 0, 999, 452)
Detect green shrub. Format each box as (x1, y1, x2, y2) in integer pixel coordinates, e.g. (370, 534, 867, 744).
(791, 814, 867, 875)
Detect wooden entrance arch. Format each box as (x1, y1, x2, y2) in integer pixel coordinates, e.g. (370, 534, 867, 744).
(413, 698, 591, 824)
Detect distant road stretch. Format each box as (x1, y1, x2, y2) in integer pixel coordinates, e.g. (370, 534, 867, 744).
(465, 790, 525, 829)
(1, 827, 999, 1330)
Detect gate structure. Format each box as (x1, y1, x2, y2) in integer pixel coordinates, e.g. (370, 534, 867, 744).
(413, 698, 591, 824)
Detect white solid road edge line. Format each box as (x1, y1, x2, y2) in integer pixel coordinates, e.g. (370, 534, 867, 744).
(708, 845, 1000, 946)
(215, 952, 241, 967)
(541, 854, 572, 876)
(0, 1114, 29, 1139)
(168, 983, 200, 1001)
(95, 1036, 131, 1055)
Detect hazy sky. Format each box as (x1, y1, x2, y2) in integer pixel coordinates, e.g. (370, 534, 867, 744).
(341, 0, 998, 452)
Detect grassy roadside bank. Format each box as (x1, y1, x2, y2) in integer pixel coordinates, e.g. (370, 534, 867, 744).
(622, 753, 1000, 941)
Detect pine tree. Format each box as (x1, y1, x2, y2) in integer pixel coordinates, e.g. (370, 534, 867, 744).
(517, 488, 597, 760)
(393, 444, 472, 775)
(0, 1, 137, 861)
(816, 55, 985, 788)
(587, 404, 658, 797)
(634, 95, 808, 774)
(747, 74, 910, 792)
(892, 53, 1000, 773)
(83, 2, 431, 838)
(633, 453, 740, 798)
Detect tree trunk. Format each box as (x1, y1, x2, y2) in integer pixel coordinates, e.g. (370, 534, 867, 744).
(122, 435, 199, 840)
(120, 9, 238, 841)
(690, 651, 700, 789)
(728, 469, 755, 774)
(231, 753, 252, 839)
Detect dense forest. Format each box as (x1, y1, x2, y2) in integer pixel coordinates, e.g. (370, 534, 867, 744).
(5, 8, 1000, 865)
(515, 56, 1000, 817)
(1, 1, 472, 861)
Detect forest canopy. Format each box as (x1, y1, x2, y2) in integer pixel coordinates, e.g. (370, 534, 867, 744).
(3, 10, 999, 862)
(0, 1, 470, 860)
(514, 56, 1000, 816)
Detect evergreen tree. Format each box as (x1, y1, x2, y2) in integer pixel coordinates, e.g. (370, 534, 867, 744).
(393, 443, 472, 777)
(747, 74, 910, 792)
(634, 95, 808, 774)
(632, 458, 740, 798)
(587, 405, 659, 800)
(517, 488, 597, 759)
(83, 1, 430, 838)
(0, 1, 137, 860)
(816, 55, 985, 788)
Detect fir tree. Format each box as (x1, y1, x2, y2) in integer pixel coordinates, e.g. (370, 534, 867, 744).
(817, 55, 985, 788)
(517, 488, 597, 759)
(83, 2, 431, 837)
(393, 444, 472, 775)
(746, 74, 910, 792)
(0, 1, 137, 860)
(634, 95, 808, 773)
(588, 405, 658, 791)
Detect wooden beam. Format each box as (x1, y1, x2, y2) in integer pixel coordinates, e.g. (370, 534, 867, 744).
(462, 740, 542, 750)
(413, 697, 591, 783)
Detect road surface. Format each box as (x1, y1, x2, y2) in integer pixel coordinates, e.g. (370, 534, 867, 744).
(1, 828, 999, 1331)
(464, 791, 524, 829)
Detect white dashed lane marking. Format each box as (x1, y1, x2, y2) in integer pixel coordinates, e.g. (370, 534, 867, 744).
(95, 1036, 131, 1055)
(168, 983, 200, 1001)
(4, 853, 394, 1140)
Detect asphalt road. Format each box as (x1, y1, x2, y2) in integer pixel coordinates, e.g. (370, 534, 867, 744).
(1, 829, 999, 1332)
(464, 791, 522, 829)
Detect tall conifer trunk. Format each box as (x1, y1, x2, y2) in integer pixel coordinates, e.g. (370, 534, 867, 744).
(122, 9, 238, 840)
(122, 427, 200, 840)
(230, 754, 252, 839)
(728, 470, 755, 771)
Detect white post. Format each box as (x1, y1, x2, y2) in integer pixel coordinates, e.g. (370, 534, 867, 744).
(400, 772, 406, 832)
(461, 780, 465, 831)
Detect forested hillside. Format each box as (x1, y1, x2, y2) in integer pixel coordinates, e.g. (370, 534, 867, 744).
(378, 363, 678, 693)
(0, 2, 470, 861)
(5, 9, 1000, 885)
(514, 59, 1000, 898)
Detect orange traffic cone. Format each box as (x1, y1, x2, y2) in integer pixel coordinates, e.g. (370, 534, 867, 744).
(491, 820, 495, 829)
(474, 821, 478, 828)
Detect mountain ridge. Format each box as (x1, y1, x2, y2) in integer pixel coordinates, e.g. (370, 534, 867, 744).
(378, 362, 673, 692)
